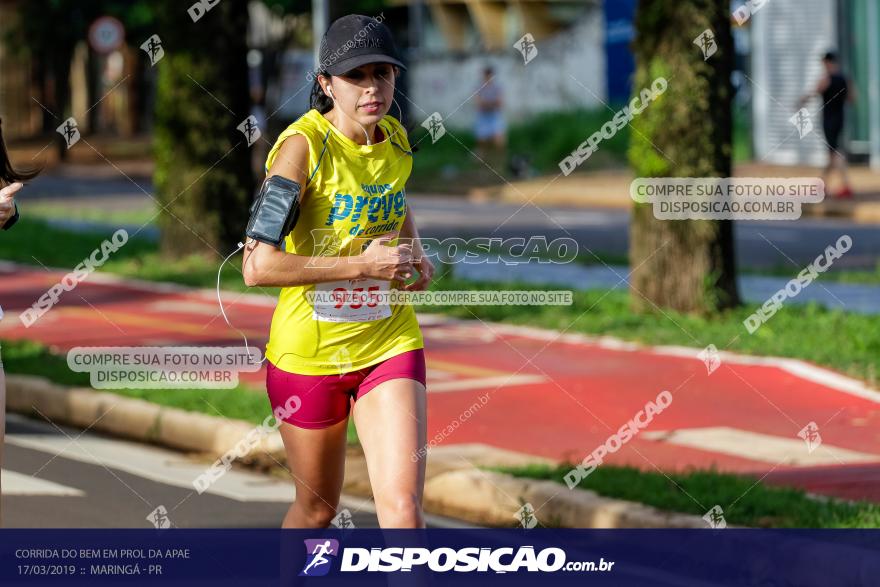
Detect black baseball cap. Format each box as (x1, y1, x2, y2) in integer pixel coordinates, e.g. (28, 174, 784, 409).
(319, 14, 406, 76)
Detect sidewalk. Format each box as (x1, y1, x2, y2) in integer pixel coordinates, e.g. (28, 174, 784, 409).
(7, 135, 153, 177)
(454, 261, 880, 315)
(2, 262, 880, 505)
(471, 163, 880, 223)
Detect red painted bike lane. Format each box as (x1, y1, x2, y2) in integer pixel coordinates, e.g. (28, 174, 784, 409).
(2, 263, 880, 503)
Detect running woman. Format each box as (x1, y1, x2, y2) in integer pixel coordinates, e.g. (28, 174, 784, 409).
(798, 51, 855, 199)
(0, 117, 39, 526)
(242, 14, 435, 529)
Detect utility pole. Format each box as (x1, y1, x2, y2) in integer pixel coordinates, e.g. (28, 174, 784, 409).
(312, 0, 329, 67)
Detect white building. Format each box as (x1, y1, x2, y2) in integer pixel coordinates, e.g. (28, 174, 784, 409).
(749, 0, 880, 168)
(396, 0, 606, 130)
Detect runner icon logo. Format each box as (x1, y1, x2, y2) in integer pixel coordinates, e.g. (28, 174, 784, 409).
(514, 502, 538, 529)
(703, 505, 727, 529)
(300, 539, 340, 577)
(331, 508, 356, 530)
(798, 422, 822, 453)
(693, 29, 717, 60)
(140, 34, 164, 66)
(698, 344, 721, 375)
(789, 108, 814, 139)
(56, 117, 80, 149)
(514, 33, 538, 65)
(147, 505, 172, 529)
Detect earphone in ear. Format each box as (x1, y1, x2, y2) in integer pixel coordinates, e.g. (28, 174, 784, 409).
(327, 86, 334, 100)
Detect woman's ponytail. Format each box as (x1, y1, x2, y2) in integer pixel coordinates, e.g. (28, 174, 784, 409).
(0, 118, 40, 185)
(309, 73, 334, 114)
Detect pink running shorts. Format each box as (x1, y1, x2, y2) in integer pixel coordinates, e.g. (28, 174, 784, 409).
(265, 349, 426, 429)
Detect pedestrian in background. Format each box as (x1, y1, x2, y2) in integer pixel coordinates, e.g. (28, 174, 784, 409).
(798, 51, 855, 199)
(474, 66, 506, 172)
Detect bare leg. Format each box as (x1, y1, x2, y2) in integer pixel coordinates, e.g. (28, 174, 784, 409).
(493, 131, 506, 151)
(352, 378, 427, 528)
(821, 153, 833, 194)
(836, 151, 852, 189)
(278, 417, 348, 529)
(493, 132, 507, 174)
(475, 138, 488, 160)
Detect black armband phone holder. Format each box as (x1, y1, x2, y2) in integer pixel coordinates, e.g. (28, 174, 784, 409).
(246, 175, 302, 247)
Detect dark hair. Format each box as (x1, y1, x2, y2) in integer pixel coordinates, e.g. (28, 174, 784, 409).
(0, 118, 40, 185)
(309, 72, 334, 114)
(308, 77, 419, 151)
(823, 51, 838, 63)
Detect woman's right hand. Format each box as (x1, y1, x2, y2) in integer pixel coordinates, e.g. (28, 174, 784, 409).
(358, 231, 414, 282)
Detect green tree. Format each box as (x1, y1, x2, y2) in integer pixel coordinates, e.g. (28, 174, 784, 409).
(10, 1, 155, 145)
(11, 2, 94, 155)
(154, 0, 254, 256)
(628, 0, 740, 313)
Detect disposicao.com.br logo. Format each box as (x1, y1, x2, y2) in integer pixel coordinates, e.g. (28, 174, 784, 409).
(299, 539, 614, 575)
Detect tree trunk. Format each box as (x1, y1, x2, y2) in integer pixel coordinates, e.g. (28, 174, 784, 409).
(628, 0, 740, 314)
(52, 50, 72, 161)
(154, 0, 254, 257)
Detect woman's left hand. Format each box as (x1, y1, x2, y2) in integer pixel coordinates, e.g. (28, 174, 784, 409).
(0, 182, 22, 228)
(404, 254, 434, 291)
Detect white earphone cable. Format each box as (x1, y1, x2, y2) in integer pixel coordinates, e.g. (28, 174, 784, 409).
(217, 241, 267, 364)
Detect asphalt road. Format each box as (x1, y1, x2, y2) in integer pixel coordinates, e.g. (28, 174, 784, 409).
(407, 195, 880, 271)
(1, 414, 476, 530)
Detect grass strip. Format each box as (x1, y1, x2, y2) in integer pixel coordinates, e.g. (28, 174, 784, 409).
(488, 462, 880, 528)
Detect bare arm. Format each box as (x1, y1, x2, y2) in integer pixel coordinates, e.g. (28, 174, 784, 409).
(242, 134, 413, 287)
(798, 76, 829, 108)
(475, 86, 502, 111)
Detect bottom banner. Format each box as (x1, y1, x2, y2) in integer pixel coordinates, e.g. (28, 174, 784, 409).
(1, 529, 878, 586)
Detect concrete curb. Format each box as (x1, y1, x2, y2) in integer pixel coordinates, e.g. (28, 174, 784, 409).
(802, 198, 880, 223)
(423, 469, 708, 529)
(343, 445, 709, 528)
(6, 374, 712, 528)
(5, 374, 285, 458)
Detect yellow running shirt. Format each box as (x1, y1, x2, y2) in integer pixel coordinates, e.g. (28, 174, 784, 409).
(262, 108, 424, 375)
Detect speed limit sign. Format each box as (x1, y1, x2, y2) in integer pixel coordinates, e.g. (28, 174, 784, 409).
(88, 16, 125, 54)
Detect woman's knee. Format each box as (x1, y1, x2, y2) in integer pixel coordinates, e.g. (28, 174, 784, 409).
(376, 492, 423, 526)
(295, 498, 339, 527)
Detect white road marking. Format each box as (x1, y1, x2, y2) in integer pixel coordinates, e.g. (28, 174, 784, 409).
(428, 374, 546, 393)
(643, 427, 880, 467)
(6, 429, 293, 503)
(1, 469, 85, 496)
(426, 368, 456, 381)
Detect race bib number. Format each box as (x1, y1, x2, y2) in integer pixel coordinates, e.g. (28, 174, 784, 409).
(312, 278, 392, 322)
